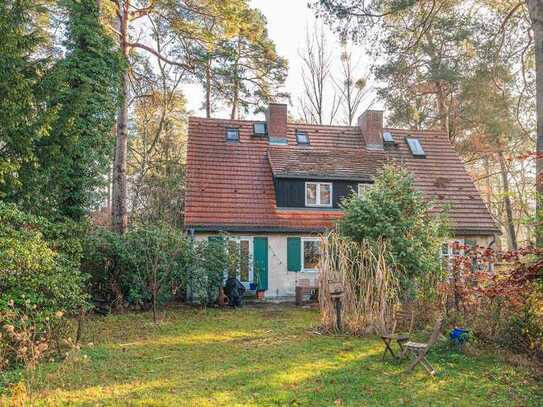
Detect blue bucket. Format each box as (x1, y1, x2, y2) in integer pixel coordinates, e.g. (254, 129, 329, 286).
(450, 328, 469, 345)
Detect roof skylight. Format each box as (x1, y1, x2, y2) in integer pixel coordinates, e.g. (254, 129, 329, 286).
(383, 131, 394, 143)
(226, 128, 240, 142)
(269, 136, 288, 146)
(253, 122, 267, 136)
(406, 137, 426, 157)
(296, 130, 309, 144)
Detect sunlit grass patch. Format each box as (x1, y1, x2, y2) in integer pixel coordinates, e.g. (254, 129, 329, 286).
(1, 304, 542, 406)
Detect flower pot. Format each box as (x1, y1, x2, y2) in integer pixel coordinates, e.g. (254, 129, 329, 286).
(256, 290, 265, 300)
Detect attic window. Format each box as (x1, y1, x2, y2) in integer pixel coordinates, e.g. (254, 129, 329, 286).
(383, 131, 394, 143)
(406, 137, 426, 157)
(253, 122, 267, 136)
(226, 128, 240, 142)
(296, 130, 310, 144)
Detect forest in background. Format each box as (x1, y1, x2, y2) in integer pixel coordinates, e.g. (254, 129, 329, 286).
(0, 0, 540, 250)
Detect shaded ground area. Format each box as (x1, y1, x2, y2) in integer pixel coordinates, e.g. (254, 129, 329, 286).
(5, 304, 543, 406)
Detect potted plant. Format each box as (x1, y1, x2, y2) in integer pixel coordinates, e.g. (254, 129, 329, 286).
(254, 264, 265, 300)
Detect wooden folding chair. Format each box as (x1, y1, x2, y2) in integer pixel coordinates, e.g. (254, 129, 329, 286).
(380, 306, 415, 361)
(402, 317, 443, 376)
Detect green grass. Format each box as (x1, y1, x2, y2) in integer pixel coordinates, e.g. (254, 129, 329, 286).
(2, 304, 542, 406)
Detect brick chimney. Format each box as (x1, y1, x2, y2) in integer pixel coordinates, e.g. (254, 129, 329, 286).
(358, 110, 384, 150)
(266, 103, 288, 138)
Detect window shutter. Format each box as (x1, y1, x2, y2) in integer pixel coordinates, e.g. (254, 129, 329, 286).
(253, 237, 268, 290)
(465, 239, 477, 250)
(287, 237, 301, 272)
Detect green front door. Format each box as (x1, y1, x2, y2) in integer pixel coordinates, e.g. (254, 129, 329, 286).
(253, 237, 268, 290)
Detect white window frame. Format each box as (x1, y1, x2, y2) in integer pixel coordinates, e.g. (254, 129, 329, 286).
(226, 236, 253, 285)
(441, 239, 465, 259)
(357, 183, 371, 198)
(305, 182, 333, 207)
(301, 237, 321, 273)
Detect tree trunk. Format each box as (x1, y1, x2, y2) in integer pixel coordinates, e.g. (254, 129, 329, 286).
(436, 80, 449, 137)
(498, 151, 518, 250)
(230, 38, 241, 120)
(205, 57, 212, 118)
(111, 3, 129, 234)
(152, 289, 157, 324)
(528, 0, 543, 246)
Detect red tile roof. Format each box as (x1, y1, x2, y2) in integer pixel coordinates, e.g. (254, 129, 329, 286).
(268, 147, 384, 181)
(185, 117, 499, 235)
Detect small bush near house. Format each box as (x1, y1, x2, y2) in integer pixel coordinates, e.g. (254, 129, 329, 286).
(123, 225, 188, 322)
(338, 164, 449, 298)
(185, 237, 250, 305)
(0, 203, 87, 371)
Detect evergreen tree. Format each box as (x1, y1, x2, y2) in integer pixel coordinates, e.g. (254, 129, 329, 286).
(0, 0, 51, 200)
(42, 0, 121, 220)
(2, 0, 122, 221)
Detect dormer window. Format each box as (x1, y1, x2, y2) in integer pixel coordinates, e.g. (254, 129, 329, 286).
(226, 128, 240, 142)
(253, 122, 267, 136)
(406, 137, 426, 157)
(305, 182, 332, 207)
(296, 130, 310, 145)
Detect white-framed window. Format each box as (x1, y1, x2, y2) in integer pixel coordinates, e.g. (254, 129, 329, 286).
(441, 239, 464, 259)
(305, 182, 332, 207)
(301, 237, 321, 272)
(357, 183, 371, 198)
(226, 236, 253, 284)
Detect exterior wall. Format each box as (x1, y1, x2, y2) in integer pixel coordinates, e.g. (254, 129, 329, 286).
(454, 235, 495, 249)
(194, 232, 319, 298)
(193, 232, 497, 299)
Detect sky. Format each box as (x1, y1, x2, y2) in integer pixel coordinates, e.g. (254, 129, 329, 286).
(183, 0, 374, 121)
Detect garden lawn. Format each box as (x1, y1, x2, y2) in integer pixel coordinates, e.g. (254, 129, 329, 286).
(2, 304, 542, 406)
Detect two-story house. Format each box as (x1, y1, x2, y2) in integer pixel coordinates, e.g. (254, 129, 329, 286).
(184, 104, 499, 298)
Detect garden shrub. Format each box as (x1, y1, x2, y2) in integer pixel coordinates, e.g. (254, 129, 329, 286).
(338, 164, 449, 297)
(123, 225, 188, 322)
(0, 203, 87, 370)
(187, 238, 230, 305)
(82, 226, 238, 312)
(443, 244, 543, 361)
(81, 228, 126, 310)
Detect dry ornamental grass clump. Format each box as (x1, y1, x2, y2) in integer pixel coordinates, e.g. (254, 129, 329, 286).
(319, 231, 400, 335)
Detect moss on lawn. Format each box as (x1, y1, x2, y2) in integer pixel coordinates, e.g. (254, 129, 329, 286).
(2, 304, 542, 406)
